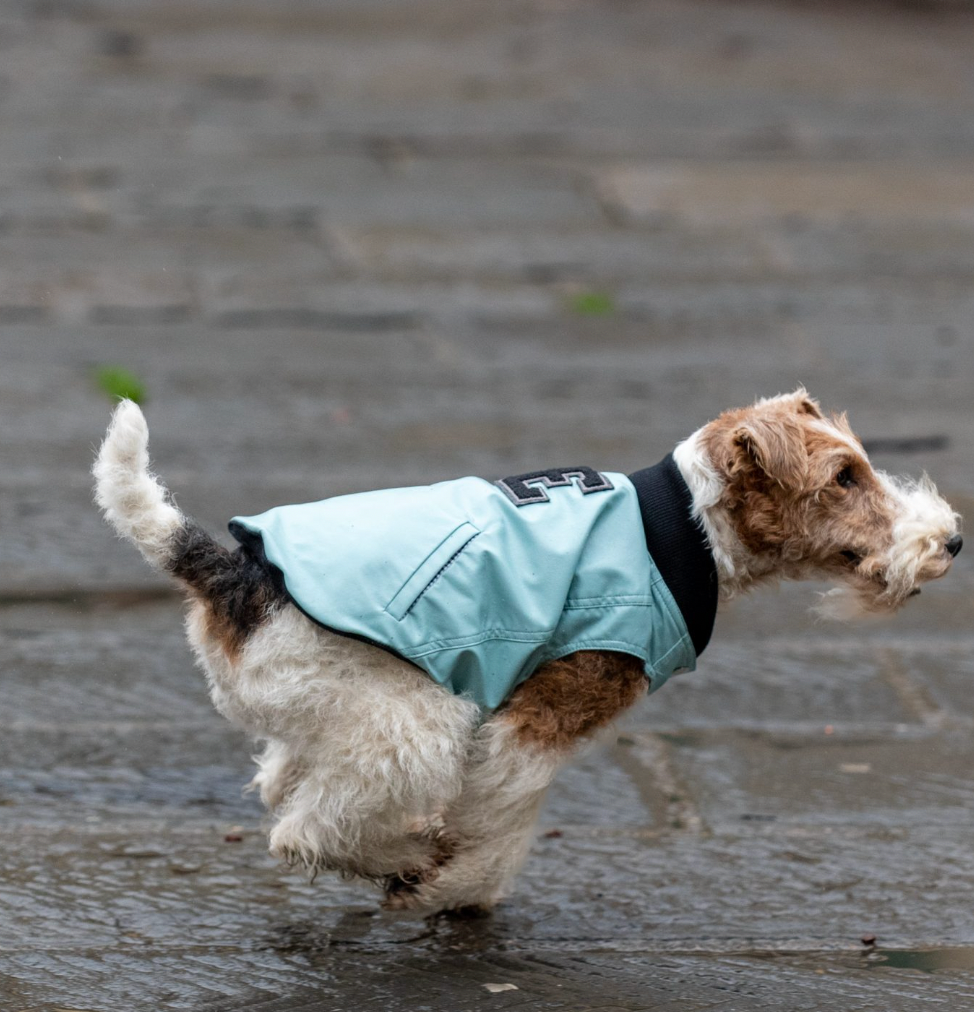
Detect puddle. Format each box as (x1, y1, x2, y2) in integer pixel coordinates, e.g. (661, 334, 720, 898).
(748, 946, 974, 976)
(862, 947, 974, 973)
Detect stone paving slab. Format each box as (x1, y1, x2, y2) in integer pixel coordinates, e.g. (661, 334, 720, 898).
(9, 946, 974, 1012)
(4, 823, 974, 955)
(642, 641, 920, 730)
(332, 221, 974, 285)
(599, 163, 974, 227)
(0, 603, 204, 724)
(660, 727, 974, 830)
(8, 0, 974, 168)
(5, 826, 974, 1009)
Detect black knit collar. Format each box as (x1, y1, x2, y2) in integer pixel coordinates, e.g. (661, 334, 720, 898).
(628, 454, 718, 657)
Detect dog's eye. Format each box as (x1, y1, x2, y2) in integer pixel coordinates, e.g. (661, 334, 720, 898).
(840, 549, 860, 565)
(836, 466, 856, 489)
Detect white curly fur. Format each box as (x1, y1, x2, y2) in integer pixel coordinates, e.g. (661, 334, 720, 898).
(92, 400, 182, 567)
(818, 472, 961, 620)
(186, 600, 560, 905)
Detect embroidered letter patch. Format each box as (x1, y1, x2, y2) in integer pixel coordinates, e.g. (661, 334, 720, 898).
(495, 467, 614, 506)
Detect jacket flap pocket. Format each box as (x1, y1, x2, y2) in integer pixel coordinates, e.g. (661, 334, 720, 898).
(385, 521, 480, 621)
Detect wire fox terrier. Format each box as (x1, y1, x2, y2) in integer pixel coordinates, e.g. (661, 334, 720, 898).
(94, 389, 961, 914)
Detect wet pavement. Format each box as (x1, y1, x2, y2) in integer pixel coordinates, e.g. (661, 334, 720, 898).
(4, 0, 974, 1008)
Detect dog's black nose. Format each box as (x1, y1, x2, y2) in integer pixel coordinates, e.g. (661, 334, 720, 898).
(946, 534, 963, 558)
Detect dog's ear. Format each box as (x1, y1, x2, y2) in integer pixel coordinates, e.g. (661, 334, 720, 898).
(731, 415, 808, 489)
(791, 388, 823, 419)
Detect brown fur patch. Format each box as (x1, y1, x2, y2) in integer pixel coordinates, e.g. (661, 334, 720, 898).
(500, 650, 647, 750)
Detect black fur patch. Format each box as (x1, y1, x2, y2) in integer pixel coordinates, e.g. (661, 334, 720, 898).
(167, 519, 286, 652)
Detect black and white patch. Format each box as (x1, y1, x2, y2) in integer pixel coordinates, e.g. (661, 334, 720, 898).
(495, 467, 614, 506)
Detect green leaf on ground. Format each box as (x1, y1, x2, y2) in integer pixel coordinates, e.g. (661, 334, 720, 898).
(94, 366, 148, 405)
(567, 291, 615, 316)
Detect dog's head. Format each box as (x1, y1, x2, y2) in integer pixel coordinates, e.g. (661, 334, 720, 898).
(689, 388, 961, 616)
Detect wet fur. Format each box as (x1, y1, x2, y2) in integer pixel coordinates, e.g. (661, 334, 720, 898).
(94, 393, 960, 913)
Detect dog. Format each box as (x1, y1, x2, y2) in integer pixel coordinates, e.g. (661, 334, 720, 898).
(93, 389, 961, 914)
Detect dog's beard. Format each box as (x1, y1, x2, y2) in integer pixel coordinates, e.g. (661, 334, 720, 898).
(816, 553, 952, 623)
(816, 475, 958, 622)
(815, 583, 896, 622)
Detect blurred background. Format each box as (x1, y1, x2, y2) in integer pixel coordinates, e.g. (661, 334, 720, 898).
(4, 1, 974, 1009)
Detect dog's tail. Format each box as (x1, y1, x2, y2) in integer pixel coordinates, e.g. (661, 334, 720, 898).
(93, 400, 236, 592)
(95, 400, 283, 654)
(94, 400, 189, 569)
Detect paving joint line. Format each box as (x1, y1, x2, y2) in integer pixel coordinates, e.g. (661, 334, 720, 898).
(877, 647, 949, 729)
(625, 733, 705, 834)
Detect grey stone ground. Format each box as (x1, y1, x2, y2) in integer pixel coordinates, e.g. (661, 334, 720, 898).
(4, 0, 974, 1008)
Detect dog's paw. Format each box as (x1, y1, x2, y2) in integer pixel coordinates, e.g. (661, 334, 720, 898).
(382, 876, 497, 916)
(438, 903, 494, 920)
(381, 833, 461, 911)
(381, 867, 439, 911)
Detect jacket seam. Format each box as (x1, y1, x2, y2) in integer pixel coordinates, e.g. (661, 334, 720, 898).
(540, 638, 652, 660)
(644, 636, 694, 676)
(562, 596, 654, 609)
(406, 627, 553, 655)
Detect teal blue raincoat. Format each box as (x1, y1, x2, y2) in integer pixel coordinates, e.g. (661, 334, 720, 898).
(230, 458, 717, 710)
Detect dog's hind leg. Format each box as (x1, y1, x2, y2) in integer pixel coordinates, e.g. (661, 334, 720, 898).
(382, 719, 562, 913)
(385, 651, 648, 913)
(225, 620, 483, 883)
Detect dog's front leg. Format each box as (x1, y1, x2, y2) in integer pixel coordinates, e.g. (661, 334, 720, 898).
(384, 651, 648, 913)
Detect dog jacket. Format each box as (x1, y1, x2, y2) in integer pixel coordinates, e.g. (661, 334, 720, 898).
(229, 455, 717, 710)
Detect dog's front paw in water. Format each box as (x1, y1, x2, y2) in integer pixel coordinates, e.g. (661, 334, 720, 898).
(381, 829, 461, 911)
